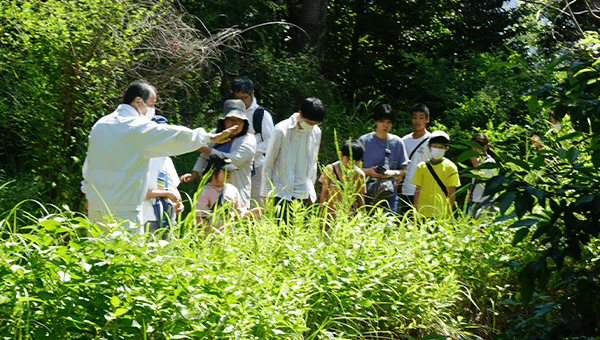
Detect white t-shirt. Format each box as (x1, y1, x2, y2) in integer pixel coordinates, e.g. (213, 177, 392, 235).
(401, 131, 431, 196)
(472, 154, 497, 203)
(141, 156, 180, 224)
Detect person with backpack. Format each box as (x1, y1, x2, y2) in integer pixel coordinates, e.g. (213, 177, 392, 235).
(400, 103, 432, 214)
(231, 76, 274, 208)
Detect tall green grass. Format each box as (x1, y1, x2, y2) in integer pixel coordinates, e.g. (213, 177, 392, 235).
(0, 194, 531, 339)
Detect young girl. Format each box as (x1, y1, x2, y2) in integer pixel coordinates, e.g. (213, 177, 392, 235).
(467, 133, 498, 218)
(195, 154, 262, 234)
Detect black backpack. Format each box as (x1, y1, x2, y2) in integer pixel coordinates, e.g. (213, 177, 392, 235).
(252, 105, 272, 140)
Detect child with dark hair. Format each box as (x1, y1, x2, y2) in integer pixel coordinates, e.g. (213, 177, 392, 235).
(412, 130, 460, 219)
(359, 103, 408, 212)
(261, 97, 326, 224)
(319, 139, 367, 219)
(467, 133, 498, 218)
(196, 154, 262, 234)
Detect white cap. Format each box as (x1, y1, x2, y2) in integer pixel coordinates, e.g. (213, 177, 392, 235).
(429, 130, 450, 143)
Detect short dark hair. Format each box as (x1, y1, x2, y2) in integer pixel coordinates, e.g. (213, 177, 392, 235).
(430, 136, 449, 145)
(341, 139, 365, 161)
(372, 103, 395, 124)
(300, 97, 326, 122)
(231, 76, 254, 95)
(411, 103, 430, 118)
(123, 80, 155, 105)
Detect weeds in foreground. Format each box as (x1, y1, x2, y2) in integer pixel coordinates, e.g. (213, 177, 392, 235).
(0, 197, 530, 340)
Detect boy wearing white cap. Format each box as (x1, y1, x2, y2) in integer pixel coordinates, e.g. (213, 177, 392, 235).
(412, 130, 460, 219)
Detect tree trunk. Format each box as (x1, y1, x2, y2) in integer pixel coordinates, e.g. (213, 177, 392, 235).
(296, 0, 328, 59)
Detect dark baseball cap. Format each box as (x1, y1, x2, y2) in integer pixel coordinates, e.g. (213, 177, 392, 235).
(206, 154, 238, 172)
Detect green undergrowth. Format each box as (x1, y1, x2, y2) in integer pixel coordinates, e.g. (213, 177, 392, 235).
(0, 201, 529, 340)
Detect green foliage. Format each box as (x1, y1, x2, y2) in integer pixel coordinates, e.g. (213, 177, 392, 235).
(488, 35, 600, 338)
(0, 197, 527, 339)
(0, 0, 151, 208)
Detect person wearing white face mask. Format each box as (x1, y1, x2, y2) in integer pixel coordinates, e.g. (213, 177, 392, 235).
(81, 80, 237, 233)
(261, 97, 326, 224)
(412, 130, 460, 219)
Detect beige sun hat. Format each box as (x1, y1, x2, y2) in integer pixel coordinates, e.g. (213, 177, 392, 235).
(219, 99, 248, 121)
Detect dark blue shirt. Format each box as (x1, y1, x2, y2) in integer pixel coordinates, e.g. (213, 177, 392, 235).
(358, 132, 408, 178)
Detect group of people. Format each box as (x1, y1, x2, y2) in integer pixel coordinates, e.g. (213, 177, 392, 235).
(81, 78, 498, 236)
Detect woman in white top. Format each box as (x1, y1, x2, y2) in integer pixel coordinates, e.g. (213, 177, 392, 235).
(180, 100, 257, 208)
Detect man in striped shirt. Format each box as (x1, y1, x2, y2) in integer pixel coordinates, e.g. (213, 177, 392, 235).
(260, 97, 326, 224)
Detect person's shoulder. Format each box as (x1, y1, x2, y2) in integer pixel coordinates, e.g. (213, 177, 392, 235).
(389, 134, 404, 144)
(239, 132, 257, 144)
(225, 183, 242, 197)
(401, 132, 413, 140)
(415, 160, 428, 169)
(442, 158, 458, 169)
(358, 132, 374, 141)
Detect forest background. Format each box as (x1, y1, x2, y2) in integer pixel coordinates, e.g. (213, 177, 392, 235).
(0, 0, 597, 211)
(1, 0, 600, 339)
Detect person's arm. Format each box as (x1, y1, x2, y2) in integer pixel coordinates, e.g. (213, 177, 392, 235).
(256, 111, 274, 154)
(145, 188, 181, 203)
(413, 185, 421, 208)
(180, 170, 200, 183)
(142, 124, 237, 159)
(448, 186, 456, 214)
(356, 171, 367, 208)
(260, 127, 283, 197)
(319, 166, 332, 204)
(210, 135, 257, 166)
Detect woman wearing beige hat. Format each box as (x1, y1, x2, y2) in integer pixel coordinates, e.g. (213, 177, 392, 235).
(180, 99, 257, 208)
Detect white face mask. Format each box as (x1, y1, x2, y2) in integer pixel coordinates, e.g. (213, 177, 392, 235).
(141, 101, 155, 120)
(299, 119, 315, 131)
(430, 147, 446, 159)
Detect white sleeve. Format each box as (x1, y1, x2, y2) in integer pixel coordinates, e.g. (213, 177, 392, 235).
(260, 127, 283, 197)
(210, 135, 256, 166)
(142, 124, 212, 159)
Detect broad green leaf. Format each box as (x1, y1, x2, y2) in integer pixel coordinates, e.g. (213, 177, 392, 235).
(508, 218, 539, 229)
(512, 228, 529, 246)
(575, 194, 595, 207)
(498, 191, 516, 215)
